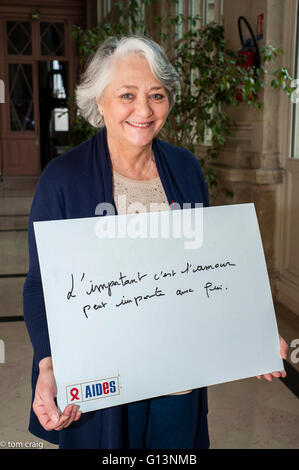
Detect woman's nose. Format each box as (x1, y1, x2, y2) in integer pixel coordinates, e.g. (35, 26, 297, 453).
(135, 97, 153, 118)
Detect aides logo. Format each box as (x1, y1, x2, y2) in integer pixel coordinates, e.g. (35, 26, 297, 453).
(66, 376, 120, 404)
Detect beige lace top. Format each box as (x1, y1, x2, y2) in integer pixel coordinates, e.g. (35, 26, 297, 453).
(113, 170, 170, 214)
(113, 170, 192, 396)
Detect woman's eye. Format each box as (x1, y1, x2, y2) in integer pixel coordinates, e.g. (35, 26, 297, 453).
(121, 93, 133, 99)
(152, 94, 164, 100)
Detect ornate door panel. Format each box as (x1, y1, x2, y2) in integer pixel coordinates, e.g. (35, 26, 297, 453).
(0, 1, 85, 176)
(1, 20, 40, 175)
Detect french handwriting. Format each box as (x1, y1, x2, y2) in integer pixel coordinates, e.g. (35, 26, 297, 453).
(66, 260, 235, 318)
(66, 273, 76, 300)
(204, 281, 228, 299)
(85, 271, 148, 297)
(181, 261, 236, 275)
(115, 287, 166, 309)
(176, 288, 194, 296)
(83, 301, 108, 319)
(115, 296, 133, 307)
(153, 269, 176, 281)
(134, 286, 166, 307)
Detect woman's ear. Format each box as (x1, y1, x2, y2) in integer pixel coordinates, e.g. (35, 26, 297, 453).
(96, 98, 104, 115)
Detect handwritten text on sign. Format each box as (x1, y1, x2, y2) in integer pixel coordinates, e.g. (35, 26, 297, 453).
(66, 260, 236, 319)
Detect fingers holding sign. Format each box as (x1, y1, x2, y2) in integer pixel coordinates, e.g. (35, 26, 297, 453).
(52, 404, 81, 431)
(256, 336, 288, 382)
(34, 357, 82, 431)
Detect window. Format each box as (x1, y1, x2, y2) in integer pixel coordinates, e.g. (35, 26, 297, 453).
(128, 0, 146, 34)
(8, 63, 34, 131)
(176, 1, 223, 40)
(189, 0, 223, 27)
(40, 22, 65, 56)
(177, 1, 223, 145)
(52, 60, 69, 132)
(6, 21, 32, 55)
(103, 0, 112, 18)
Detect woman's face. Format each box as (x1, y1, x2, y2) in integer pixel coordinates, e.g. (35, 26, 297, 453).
(97, 54, 170, 150)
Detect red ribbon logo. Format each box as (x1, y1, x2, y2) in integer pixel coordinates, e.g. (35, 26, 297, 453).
(70, 387, 80, 401)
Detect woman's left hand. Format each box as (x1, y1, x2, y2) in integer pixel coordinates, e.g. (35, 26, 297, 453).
(256, 336, 288, 382)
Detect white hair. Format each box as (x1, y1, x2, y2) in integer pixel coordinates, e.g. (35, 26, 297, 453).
(75, 35, 180, 128)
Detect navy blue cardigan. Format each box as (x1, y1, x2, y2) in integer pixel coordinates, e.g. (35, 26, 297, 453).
(23, 127, 210, 448)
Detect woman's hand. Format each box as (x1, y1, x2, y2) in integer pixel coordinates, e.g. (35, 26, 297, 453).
(256, 336, 288, 382)
(33, 357, 82, 431)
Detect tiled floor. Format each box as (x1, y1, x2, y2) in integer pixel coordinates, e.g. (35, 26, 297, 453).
(0, 176, 298, 449)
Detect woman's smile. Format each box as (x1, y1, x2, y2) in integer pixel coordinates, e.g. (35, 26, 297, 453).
(125, 120, 154, 128)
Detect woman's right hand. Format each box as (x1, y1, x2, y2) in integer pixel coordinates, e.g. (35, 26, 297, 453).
(33, 357, 81, 431)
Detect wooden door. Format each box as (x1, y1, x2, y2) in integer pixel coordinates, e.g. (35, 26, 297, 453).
(0, 2, 85, 176)
(0, 19, 40, 175)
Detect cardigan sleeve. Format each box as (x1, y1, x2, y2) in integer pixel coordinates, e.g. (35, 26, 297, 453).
(199, 163, 210, 208)
(23, 167, 66, 367)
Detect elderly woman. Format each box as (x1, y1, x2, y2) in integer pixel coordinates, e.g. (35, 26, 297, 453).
(23, 35, 288, 450)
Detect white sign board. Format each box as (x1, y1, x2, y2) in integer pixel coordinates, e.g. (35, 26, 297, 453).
(34, 203, 283, 414)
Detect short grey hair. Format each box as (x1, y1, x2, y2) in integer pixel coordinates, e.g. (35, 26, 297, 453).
(75, 35, 180, 128)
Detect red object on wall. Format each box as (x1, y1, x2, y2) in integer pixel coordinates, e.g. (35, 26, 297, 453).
(238, 50, 256, 69)
(236, 51, 257, 102)
(257, 13, 264, 35)
(236, 16, 261, 103)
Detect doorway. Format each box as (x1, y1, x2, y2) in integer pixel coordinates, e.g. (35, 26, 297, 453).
(0, 2, 85, 176)
(38, 60, 69, 170)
